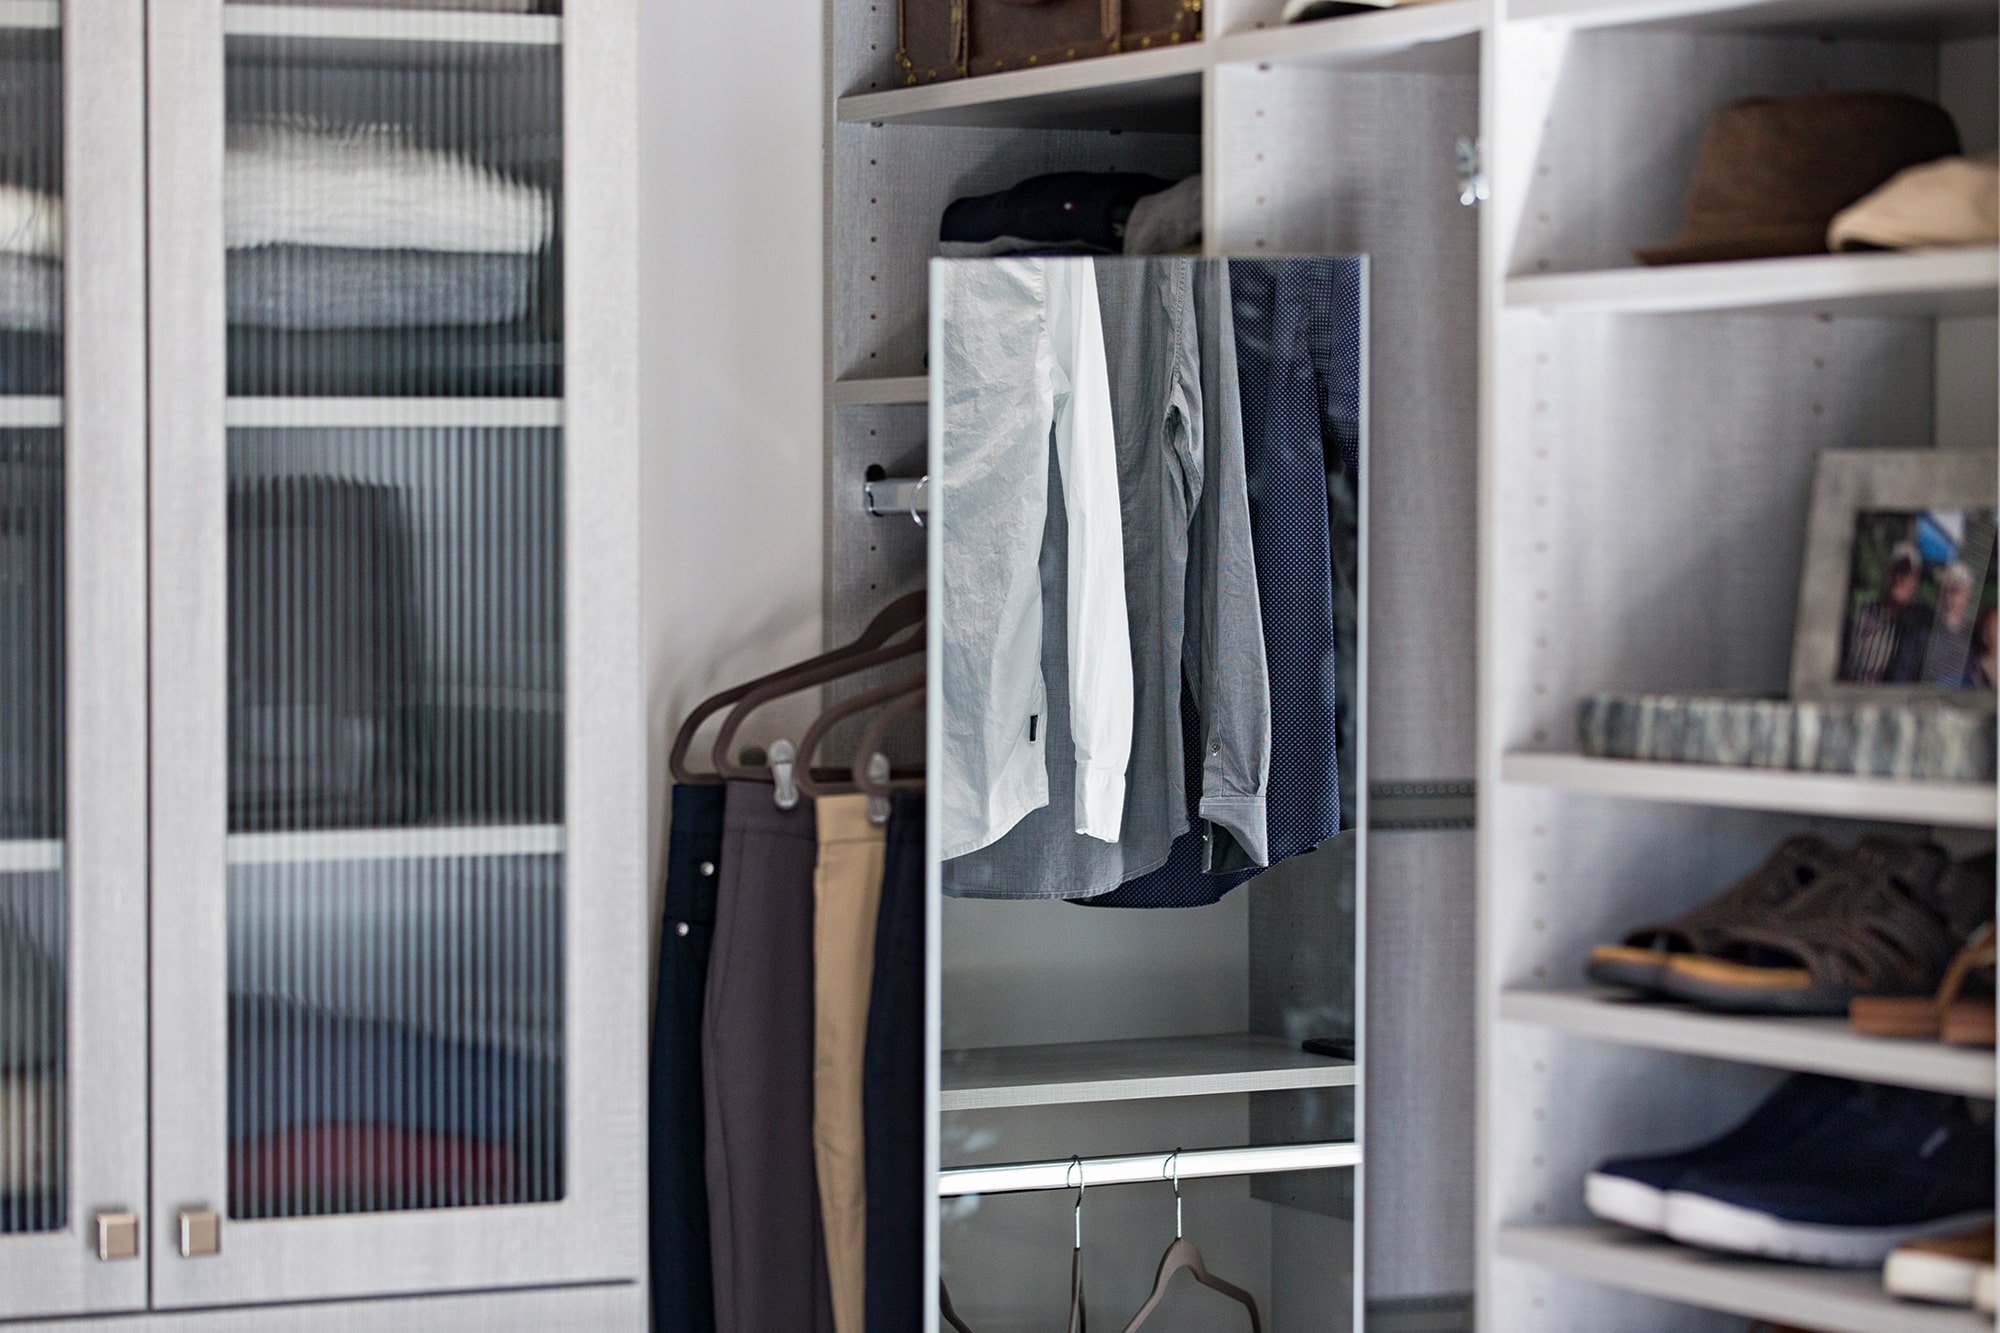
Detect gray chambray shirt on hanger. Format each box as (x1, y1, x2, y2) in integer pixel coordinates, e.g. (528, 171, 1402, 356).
(945, 258, 1270, 900)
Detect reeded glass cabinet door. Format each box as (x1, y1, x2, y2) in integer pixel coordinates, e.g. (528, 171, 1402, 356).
(0, 0, 149, 1320)
(147, 0, 643, 1309)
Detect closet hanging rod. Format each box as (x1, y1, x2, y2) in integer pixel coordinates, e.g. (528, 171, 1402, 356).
(938, 1141, 1361, 1198)
(864, 474, 930, 521)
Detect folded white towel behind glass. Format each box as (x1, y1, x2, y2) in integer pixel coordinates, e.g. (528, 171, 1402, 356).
(227, 119, 553, 254)
(0, 186, 60, 260)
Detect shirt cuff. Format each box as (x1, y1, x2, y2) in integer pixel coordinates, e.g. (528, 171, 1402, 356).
(1074, 764, 1127, 843)
(1199, 794, 1269, 870)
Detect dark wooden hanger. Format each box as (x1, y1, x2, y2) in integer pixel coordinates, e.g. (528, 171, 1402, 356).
(710, 628, 925, 783)
(794, 672, 924, 800)
(1119, 1155, 1262, 1333)
(666, 590, 924, 785)
(941, 1281, 977, 1333)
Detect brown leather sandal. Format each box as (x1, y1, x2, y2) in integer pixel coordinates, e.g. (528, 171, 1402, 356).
(1658, 841, 1987, 1016)
(1584, 835, 1847, 995)
(1852, 923, 1997, 1044)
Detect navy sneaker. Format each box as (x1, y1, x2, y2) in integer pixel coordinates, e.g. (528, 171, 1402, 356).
(1664, 1083, 1995, 1267)
(1585, 1074, 1858, 1233)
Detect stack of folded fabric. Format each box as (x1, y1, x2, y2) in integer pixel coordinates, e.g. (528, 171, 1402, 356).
(0, 183, 61, 395)
(226, 119, 558, 396)
(939, 172, 1201, 257)
(226, 994, 557, 1218)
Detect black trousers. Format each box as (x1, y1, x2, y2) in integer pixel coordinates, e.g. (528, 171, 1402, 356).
(650, 783, 725, 1333)
(865, 793, 927, 1333)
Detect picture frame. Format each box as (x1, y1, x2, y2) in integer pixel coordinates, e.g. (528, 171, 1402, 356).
(1791, 449, 2000, 703)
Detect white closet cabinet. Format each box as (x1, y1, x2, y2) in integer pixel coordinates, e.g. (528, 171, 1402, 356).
(0, 1, 644, 1326)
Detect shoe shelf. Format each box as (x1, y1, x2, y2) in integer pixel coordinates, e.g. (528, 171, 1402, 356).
(1501, 753, 1999, 829)
(223, 5, 561, 48)
(1502, 989, 1997, 1099)
(940, 1032, 1357, 1112)
(225, 823, 564, 866)
(1504, 0, 1996, 38)
(1503, 250, 2000, 319)
(1499, 1224, 1995, 1333)
(0, 839, 62, 875)
(225, 399, 565, 430)
(830, 376, 928, 408)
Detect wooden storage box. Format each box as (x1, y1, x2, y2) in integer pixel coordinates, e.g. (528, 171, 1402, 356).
(897, 0, 1200, 84)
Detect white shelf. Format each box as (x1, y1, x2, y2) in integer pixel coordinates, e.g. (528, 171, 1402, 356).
(1502, 989, 1996, 1098)
(837, 43, 1207, 133)
(0, 0, 55, 31)
(1505, 250, 2000, 318)
(1216, 1, 1481, 71)
(223, 4, 561, 46)
(835, 8, 1489, 131)
(940, 1033, 1356, 1111)
(0, 396, 61, 429)
(225, 398, 563, 430)
(1499, 1225, 1995, 1333)
(831, 376, 928, 407)
(1501, 752, 1998, 828)
(1507, 0, 1996, 38)
(0, 840, 61, 874)
(227, 824, 563, 865)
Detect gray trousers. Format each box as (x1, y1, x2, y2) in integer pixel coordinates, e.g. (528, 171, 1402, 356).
(703, 781, 835, 1333)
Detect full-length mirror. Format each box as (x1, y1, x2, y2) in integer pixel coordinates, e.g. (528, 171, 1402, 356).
(928, 254, 1367, 1331)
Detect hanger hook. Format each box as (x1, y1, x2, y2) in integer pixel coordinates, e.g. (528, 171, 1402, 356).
(1067, 1155, 1084, 1252)
(1165, 1148, 1183, 1239)
(911, 475, 930, 528)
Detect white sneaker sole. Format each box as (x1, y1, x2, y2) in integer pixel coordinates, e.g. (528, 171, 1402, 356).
(1886, 1246, 1984, 1306)
(1977, 1265, 1995, 1315)
(1585, 1172, 1669, 1233)
(1663, 1193, 1994, 1268)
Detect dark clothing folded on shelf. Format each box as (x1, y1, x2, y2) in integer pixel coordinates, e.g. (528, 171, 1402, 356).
(228, 246, 540, 332)
(227, 476, 422, 832)
(227, 997, 553, 1148)
(941, 173, 1177, 256)
(229, 1122, 519, 1218)
(0, 440, 62, 841)
(227, 323, 561, 397)
(0, 331, 61, 394)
